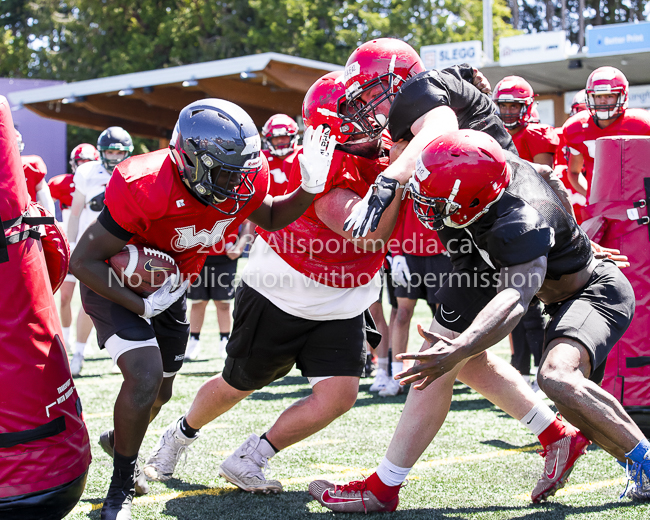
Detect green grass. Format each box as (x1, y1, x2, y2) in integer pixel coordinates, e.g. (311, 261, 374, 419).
(62, 269, 649, 519)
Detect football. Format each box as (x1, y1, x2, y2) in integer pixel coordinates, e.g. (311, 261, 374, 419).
(108, 244, 179, 297)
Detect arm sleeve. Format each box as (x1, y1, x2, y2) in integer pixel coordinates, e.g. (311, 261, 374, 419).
(388, 72, 451, 142)
(97, 206, 135, 241)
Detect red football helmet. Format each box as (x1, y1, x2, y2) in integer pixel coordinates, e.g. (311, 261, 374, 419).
(261, 114, 299, 157)
(340, 38, 425, 139)
(570, 89, 587, 116)
(586, 67, 628, 121)
(408, 130, 510, 230)
(493, 76, 535, 129)
(69, 143, 100, 173)
(303, 71, 353, 145)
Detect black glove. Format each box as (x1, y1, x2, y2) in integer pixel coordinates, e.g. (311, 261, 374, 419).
(344, 175, 401, 238)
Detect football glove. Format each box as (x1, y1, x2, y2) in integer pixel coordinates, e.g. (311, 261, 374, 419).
(344, 175, 402, 238)
(298, 125, 337, 194)
(391, 255, 411, 287)
(140, 274, 189, 319)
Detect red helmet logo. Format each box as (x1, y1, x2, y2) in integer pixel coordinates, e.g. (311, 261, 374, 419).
(408, 130, 510, 230)
(493, 76, 535, 129)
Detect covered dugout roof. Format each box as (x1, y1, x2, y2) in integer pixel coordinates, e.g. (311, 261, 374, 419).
(482, 50, 650, 96)
(8, 53, 342, 140)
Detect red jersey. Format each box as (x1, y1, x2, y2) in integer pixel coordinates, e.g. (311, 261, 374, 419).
(563, 109, 650, 199)
(21, 155, 47, 201)
(258, 149, 394, 288)
(263, 148, 302, 197)
(48, 174, 75, 209)
(105, 149, 269, 277)
(509, 123, 559, 163)
(390, 208, 445, 257)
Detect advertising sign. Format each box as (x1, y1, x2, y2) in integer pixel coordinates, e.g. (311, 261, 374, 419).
(499, 31, 566, 66)
(587, 21, 650, 56)
(420, 41, 483, 70)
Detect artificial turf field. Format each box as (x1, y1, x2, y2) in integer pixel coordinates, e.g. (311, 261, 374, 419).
(62, 271, 649, 519)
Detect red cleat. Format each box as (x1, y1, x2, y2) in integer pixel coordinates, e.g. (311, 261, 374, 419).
(531, 428, 591, 503)
(309, 478, 399, 513)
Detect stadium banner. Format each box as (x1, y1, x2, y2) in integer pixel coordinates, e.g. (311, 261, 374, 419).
(499, 31, 566, 66)
(565, 84, 650, 113)
(420, 41, 483, 70)
(587, 21, 650, 57)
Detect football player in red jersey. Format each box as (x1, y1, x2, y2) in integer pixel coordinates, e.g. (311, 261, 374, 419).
(70, 98, 333, 520)
(142, 71, 404, 495)
(52, 144, 100, 353)
(311, 130, 650, 511)
(563, 67, 650, 201)
(493, 76, 559, 167)
(16, 128, 56, 214)
(261, 113, 302, 196)
(311, 38, 592, 510)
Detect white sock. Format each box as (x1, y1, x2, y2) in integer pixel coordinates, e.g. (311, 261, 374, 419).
(391, 361, 404, 377)
(377, 357, 389, 373)
(376, 456, 411, 487)
(74, 341, 87, 357)
(520, 403, 556, 436)
(62, 326, 70, 347)
(257, 436, 277, 459)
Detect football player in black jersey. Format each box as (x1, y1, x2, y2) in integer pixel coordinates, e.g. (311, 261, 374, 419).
(310, 131, 649, 512)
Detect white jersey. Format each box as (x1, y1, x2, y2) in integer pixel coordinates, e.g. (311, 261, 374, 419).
(72, 160, 111, 238)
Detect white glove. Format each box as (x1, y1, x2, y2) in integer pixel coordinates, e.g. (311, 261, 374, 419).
(391, 255, 411, 287)
(139, 274, 189, 319)
(344, 188, 373, 237)
(298, 125, 337, 194)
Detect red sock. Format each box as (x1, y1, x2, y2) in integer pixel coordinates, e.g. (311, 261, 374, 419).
(366, 472, 401, 503)
(538, 417, 573, 448)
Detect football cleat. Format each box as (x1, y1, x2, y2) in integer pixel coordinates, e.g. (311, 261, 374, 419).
(70, 352, 84, 377)
(219, 434, 282, 493)
(100, 469, 135, 520)
(624, 455, 650, 500)
(369, 369, 390, 392)
(531, 428, 590, 503)
(219, 337, 228, 359)
(185, 337, 201, 361)
(98, 430, 149, 496)
(309, 478, 399, 513)
(143, 418, 198, 481)
(378, 378, 404, 397)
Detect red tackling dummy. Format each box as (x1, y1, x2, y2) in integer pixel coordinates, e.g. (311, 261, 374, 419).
(0, 95, 90, 519)
(582, 136, 650, 429)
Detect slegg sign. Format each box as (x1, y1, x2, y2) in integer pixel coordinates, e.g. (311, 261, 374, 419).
(420, 41, 483, 70)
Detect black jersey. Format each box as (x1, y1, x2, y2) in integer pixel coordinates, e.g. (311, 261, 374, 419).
(439, 153, 593, 281)
(388, 64, 517, 154)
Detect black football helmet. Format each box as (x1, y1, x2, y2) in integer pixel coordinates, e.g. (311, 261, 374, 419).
(97, 126, 134, 170)
(170, 98, 263, 215)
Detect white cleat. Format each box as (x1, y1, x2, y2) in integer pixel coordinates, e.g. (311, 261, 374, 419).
(70, 352, 84, 377)
(143, 418, 199, 482)
(185, 337, 202, 361)
(219, 434, 282, 493)
(378, 378, 405, 397)
(219, 337, 228, 359)
(369, 369, 390, 392)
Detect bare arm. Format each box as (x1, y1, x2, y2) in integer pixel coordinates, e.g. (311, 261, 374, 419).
(66, 189, 86, 244)
(247, 188, 316, 232)
(532, 152, 554, 168)
(226, 219, 255, 260)
(69, 220, 145, 315)
(567, 152, 588, 197)
(316, 187, 402, 252)
(397, 256, 547, 389)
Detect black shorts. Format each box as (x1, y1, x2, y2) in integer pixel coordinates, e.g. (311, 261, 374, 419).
(223, 283, 370, 391)
(544, 260, 635, 384)
(187, 255, 237, 301)
(80, 284, 189, 374)
(394, 253, 452, 305)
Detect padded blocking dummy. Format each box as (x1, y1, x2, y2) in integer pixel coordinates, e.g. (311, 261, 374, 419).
(583, 136, 650, 432)
(0, 95, 91, 519)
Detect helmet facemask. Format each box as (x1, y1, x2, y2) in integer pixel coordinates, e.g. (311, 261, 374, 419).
(587, 90, 626, 121)
(407, 177, 461, 231)
(496, 100, 532, 129)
